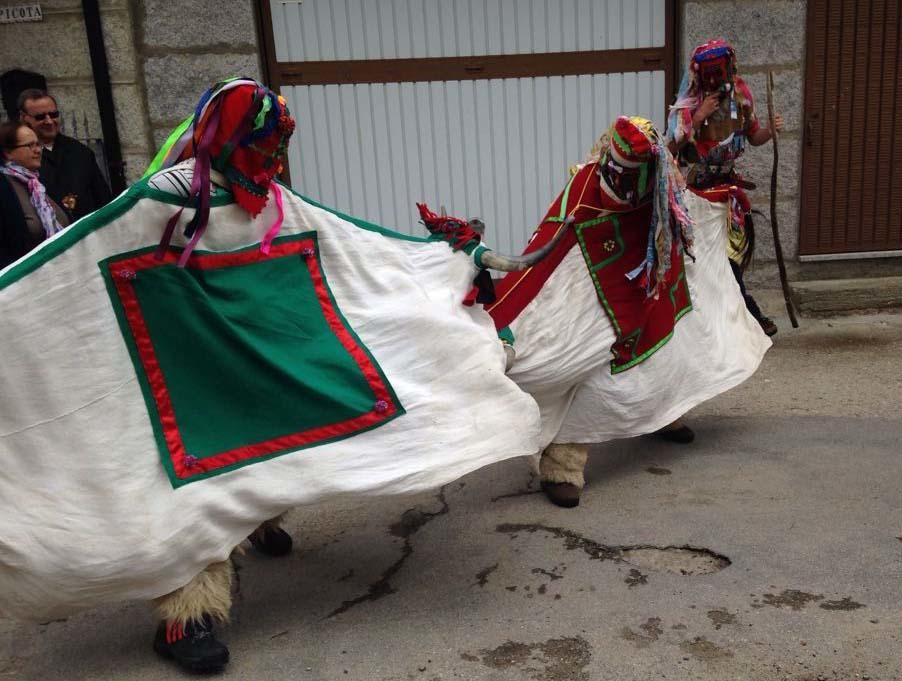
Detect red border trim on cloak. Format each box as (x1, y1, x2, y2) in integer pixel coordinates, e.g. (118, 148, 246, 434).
(107, 239, 399, 481)
(486, 163, 630, 331)
(485, 223, 578, 331)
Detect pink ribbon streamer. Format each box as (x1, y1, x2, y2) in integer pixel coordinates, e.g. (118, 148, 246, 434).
(259, 183, 284, 255)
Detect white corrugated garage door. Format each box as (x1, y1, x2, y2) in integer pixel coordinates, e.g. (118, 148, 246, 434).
(262, 0, 673, 252)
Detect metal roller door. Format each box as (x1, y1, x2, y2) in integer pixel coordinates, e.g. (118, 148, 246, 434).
(259, 0, 675, 252)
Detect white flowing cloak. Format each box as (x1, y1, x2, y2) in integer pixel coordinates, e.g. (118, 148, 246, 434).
(503, 190, 772, 448)
(0, 174, 541, 621)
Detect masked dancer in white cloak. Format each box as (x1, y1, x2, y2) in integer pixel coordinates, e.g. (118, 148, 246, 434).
(440, 115, 772, 509)
(0, 79, 564, 673)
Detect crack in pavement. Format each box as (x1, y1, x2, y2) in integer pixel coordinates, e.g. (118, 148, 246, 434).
(474, 563, 499, 587)
(491, 472, 541, 502)
(326, 487, 450, 618)
(491, 488, 543, 502)
(531, 567, 564, 581)
(497, 523, 620, 561)
(496, 523, 731, 572)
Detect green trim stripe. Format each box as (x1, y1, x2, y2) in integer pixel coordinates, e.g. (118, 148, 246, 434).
(574, 214, 624, 336)
(497, 325, 515, 347)
(143, 115, 193, 178)
(1, 178, 439, 293)
(280, 182, 432, 244)
(557, 174, 577, 220)
(638, 160, 649, 197)
(472, 244, 489, 268)
(611, 328, 675, 374)
(611, 265, 693, 374)
(611, 128, 631, 156)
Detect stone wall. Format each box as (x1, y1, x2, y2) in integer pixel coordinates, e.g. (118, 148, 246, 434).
(680, 0, 806, 275)
(0, 0, 261, 185)
(134, 0, 261, 154)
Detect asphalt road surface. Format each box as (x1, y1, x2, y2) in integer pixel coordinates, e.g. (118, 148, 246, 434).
(2, 307, 901, 681)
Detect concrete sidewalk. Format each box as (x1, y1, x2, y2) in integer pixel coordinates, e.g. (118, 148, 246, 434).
(746, 256, 902, 318)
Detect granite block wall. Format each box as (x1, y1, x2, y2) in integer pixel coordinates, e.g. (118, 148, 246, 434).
(1, 0, 261, 185)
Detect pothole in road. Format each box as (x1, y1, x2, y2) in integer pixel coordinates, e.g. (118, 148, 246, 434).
(622, 547, 731, 575)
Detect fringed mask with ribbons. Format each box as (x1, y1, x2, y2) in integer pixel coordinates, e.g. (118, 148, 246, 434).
(594, 116, 694, 297)
(144, 77, 296, 265)
(693, 42, 735, 95)
(667, 39, 751, 147)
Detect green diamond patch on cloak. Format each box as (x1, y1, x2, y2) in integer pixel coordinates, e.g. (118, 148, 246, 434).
(100, 232, 403, 487)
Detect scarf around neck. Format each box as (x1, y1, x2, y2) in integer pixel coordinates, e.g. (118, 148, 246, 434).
(1, 161, 64, 238)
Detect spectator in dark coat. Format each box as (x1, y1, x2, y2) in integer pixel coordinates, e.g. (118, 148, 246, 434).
(1, 121, 69, 268)
(17, 88, 112, 222)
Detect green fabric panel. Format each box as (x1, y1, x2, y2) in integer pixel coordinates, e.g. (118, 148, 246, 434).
(638, 161, 649, 197)
(143, 115, 193, 178)
(472, 244, 489, 268)
(254, 93, 272, 131)
(131, 242, 383, 459)
(497, 326, 515, 346)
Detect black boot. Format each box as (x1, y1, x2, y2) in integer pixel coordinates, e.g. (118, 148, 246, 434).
(153, 615, 230, 674)
(655, 423, 695, 444)
(541, 481, 582, 508)
(757, 315, 778, 336)
(249, 524, 293, 557)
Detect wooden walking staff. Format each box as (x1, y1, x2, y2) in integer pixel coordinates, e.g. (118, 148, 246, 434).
(766, 71, 799, 328)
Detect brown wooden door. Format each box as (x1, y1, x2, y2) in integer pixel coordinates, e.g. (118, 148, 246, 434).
(800, 0, 901, 256)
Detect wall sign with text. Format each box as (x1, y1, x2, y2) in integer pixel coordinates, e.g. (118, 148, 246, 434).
(0, 3, 42, 23)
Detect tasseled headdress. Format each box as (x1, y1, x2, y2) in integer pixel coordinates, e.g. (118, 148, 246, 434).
(144, 77, 296, 265)
(589, 116, 693, 297)
(666, 39, 754, 147)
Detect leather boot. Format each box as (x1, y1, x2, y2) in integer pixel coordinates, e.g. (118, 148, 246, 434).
(541, 481, 582, 508)
(249, 524, 293, 557)
(153, 614, 229, 674)
(655, 422, 695, 444)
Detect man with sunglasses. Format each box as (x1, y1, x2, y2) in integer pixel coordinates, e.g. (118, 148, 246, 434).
(18, 89, 111, 221)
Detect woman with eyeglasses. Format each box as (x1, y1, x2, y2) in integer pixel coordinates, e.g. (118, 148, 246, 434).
(1, 120, 69, 268)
